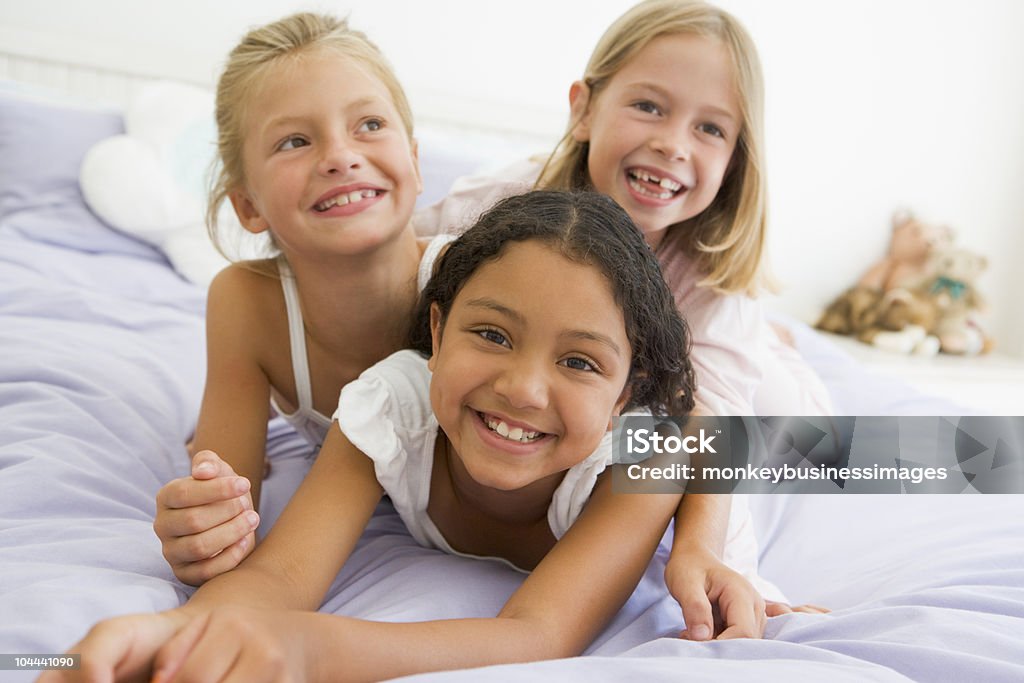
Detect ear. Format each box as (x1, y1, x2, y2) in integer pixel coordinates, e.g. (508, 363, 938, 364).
(229, 189, 270, 235)
(410, 137, 424, 196)
(607, 381, 634, 431)
(568, 80, 593, 143)
(427, 301, 443, 372)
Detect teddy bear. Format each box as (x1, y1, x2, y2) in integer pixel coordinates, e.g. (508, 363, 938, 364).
(857, 210, 954, 292)
(816, 210, 951, 354)
(920, 247, 993, 355)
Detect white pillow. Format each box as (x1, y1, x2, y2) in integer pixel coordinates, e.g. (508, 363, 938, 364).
(80, 82, 233, 286)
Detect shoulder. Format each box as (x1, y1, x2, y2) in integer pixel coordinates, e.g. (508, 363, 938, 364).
(335, 350, 435, 470)
(413, 158, 541, 237)
(336, 351, 434, 432)
(205, 261, 287, 346)
(207, 260, 281, 308)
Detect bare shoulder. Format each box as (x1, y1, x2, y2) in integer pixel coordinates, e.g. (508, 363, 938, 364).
(205, 261, 287, 343)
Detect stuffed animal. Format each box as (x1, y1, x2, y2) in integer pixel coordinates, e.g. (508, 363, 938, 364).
(857, 288, 941, 355)
(921, 247, 993, 355)
(857, 210, 954, 292)
(816, 211, 952, 353)
(79, 82, 234, 287)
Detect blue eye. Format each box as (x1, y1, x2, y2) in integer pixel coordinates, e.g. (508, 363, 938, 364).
(561, 357, 596, 372)
(478, 329, 509, 347)
(278, 135, 309, 151)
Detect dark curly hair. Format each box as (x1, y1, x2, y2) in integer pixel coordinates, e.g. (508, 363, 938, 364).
(409, 190, 696, 416)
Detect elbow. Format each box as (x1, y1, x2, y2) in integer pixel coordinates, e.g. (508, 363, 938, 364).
(495, 612, 588, 662)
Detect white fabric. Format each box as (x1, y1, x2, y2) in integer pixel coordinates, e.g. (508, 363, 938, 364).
(269, 259, 334, 448)
(417, 233, 456, 291)
(412, 160, 832, 417)
(333, 350, 783, 601)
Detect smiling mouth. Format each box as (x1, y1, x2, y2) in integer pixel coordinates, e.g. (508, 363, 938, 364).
(314, 189, 381, 212)
(479, 411, 546, 443)
(626, 169, 684, 199)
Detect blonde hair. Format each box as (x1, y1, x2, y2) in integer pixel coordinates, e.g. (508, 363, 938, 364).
(207, 12, 414, 264)
(537, 0, 770, 295)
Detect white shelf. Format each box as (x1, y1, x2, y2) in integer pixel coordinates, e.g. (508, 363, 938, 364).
(822, 334, 1024, 416)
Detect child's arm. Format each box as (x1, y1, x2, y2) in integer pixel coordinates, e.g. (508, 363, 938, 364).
(154, 471, 681, 682)
(40, 424, 385, 683)
(153, 266, 278, 585)
(665, 493, 767, 640)
(49, 470, 680, 683)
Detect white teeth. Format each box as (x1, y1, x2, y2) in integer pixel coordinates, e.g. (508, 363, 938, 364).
(314, 189, 379, 212)
(484, 415, 542, 443)
(628, 176, 675, 200)
(628, 169, 682, 196)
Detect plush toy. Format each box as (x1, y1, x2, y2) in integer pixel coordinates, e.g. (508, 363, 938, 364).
(921, 247, 993, 355)
(79, 82, 234, 287)
(857, 210, 954, 292)
(816, 211, 952, 354)
(857, 288, 941, 355)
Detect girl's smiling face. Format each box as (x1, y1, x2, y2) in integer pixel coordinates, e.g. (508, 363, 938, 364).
(571, 33, 741, 249)
(230, 50, 422, 260)
(427, 240, 632, 494)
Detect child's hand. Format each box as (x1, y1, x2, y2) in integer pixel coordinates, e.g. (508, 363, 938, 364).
(765, 600, 831, 616)
(149, 607, 311, 683)
(153, 450, 259, 586)
(665, 548, 767, 640)
(36, 609, 190, 683)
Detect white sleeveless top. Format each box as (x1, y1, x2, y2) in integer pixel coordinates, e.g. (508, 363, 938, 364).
(271, 235, 454, 448)
(333, 350, 615, 573)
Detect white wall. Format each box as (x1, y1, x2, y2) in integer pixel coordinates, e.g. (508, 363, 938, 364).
(3, 0, 1023, 356)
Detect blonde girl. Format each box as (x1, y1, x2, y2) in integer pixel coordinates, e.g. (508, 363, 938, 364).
(44, 190, 703, 683)
(414, 0, 830, 637)
(151, 12, 447, 585)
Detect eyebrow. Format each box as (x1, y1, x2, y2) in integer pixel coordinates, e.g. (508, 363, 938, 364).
(464, 297, 624, 356)
(262, 96, 385, 133)
(626, 82, 738, 123)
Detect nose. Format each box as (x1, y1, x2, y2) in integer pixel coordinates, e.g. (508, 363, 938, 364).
(317, 135, 362, 175)
(492, 355, 550, 411)
(649, 124, 691, 161)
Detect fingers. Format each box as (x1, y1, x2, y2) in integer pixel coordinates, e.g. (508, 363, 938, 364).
(157, 609, 294, 683)
(791, 603, 831, 614)
(163, 516, 259, 586)
(151, 612, 211, 683)
(674, 583, 715, 642)
(765, 600, 793, 617)
(155, 492, 254, 540)
(190, 450, 237, 480)
(38, 612, 188, 683)
(157, 473, 252, 511)
(713, 583, 766, 640)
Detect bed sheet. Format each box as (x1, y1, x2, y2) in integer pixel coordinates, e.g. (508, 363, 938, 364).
(1, 91, 1022, 683)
